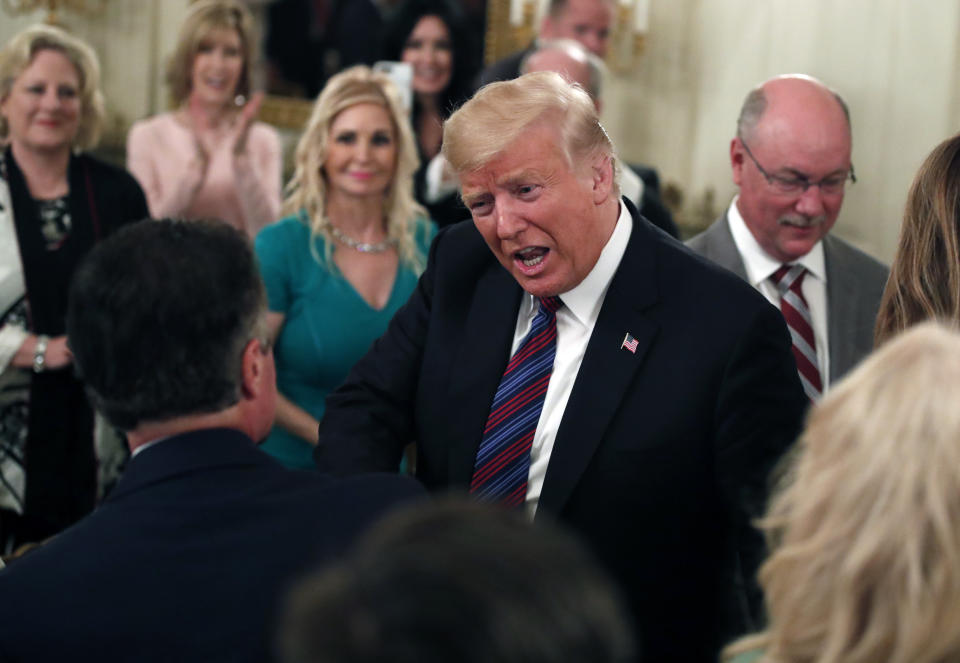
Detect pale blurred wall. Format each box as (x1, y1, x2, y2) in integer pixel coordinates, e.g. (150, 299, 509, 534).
(602, 0, 960, 261)
(2, 1, 957, 261)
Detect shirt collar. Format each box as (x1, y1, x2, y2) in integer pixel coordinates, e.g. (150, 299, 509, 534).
(521, 201, 632, 327)
(727, 196, 826, 286)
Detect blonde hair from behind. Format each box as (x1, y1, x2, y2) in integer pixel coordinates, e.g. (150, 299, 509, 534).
(874, 133, 960, 347)
(165, 0, 255, 106)
(283, 66, 426, 272)
(0, 24, 104, 150)
(442, 70, 619, 191)
(725, 321, 960, 663)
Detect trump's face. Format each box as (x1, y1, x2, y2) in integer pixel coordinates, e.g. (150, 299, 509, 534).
(460, 123, 616, 298)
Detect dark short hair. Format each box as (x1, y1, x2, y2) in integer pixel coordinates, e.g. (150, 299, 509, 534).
(67, 219, 267, 431)
(279, 501, 636, 663)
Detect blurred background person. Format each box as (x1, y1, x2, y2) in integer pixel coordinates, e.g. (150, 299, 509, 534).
(264, 0, 383, 98)
(0, 24, 148, 550)
(381, 0, 478, 227)
(279, 500, 636, 663)
(519, 37, 677, 238)
(475, 0, 615, 90)
(127, 0, 280, 239)
(255, 66, 434, 470)
(725, 321, 960, 663)
(874, 132, 960, 347)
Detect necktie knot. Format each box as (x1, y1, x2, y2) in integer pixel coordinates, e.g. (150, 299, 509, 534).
(539, 296, 563, 315)
(770, 264, 807, 296)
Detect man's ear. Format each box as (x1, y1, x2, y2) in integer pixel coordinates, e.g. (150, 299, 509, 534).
(730, 137, 746, 186)
(240, 338, 270, 400)
(591, 154, 615, 204)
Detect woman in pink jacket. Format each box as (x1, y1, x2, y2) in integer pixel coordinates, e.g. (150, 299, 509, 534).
(127, 0, 280, 238)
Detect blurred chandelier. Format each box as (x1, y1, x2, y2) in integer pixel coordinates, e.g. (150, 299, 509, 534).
(1, 0, 108, 23)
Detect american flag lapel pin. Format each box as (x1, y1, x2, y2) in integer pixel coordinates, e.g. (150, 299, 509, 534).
(620, 332, 638, 354)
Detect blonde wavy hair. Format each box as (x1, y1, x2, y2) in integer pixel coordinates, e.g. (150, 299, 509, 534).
(875, 133, 960, 347)
(0, 24, 104, 150)
(283, 65, 427, 272)
(724, 321, 960, 663)
(165, 0, 255, 106)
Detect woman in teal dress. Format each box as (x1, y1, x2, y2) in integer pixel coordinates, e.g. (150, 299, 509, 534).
(256, 66, 434, 469)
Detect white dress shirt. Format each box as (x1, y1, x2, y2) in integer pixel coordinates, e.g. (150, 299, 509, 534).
(514, 202, 633, 516)
(727, 198, 830, 388)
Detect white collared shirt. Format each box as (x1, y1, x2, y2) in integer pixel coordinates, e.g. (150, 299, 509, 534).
(727, 197, 830, 388)
(516, 202, 633, 516)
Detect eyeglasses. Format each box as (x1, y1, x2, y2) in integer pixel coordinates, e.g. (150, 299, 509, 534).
(738, 135, 856, 196)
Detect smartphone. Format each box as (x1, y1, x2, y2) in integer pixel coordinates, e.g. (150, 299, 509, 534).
(373, 61, 413, 114)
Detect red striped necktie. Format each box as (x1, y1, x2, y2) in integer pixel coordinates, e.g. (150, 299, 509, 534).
(470, 296, 562, 507)
(770, 264, 822, 402)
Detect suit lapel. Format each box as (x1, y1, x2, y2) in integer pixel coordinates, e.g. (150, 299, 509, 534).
(823, 236, 855, 383)
(444, 263, 523, 486)
(538, 202, 660, 517)
(705, 213, 749, 280)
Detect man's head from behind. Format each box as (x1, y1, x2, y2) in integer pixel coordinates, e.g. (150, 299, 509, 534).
(67, 219, 274, 439)
(279, 501, 636, 663)
(540, 0, 614, 58)
(520, 38, 606, 110)
(443, 71, 619, 298)
(731, 74, 854, 263)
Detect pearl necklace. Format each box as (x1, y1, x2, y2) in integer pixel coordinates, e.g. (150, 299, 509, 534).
(329, 225, 397, 253)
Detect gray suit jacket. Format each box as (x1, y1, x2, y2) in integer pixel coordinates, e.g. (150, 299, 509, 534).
(687, 214, 889, 383)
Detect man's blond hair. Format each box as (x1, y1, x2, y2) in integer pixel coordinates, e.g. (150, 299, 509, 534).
(442, 71, 616, 185)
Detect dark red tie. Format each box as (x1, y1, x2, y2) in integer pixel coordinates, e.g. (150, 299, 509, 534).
(770, 265, 822, 401)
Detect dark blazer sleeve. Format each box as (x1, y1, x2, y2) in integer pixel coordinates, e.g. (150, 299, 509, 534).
(314, 226, 446, 474)
(714, 294, 807, 631)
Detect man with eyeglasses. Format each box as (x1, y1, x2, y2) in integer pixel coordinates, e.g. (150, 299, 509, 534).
(688, 74, 888, 399)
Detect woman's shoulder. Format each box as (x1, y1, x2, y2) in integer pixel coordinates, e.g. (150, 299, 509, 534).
(249, 121, 280, 142)
(729, 649, 765, 663)
(74, 152, 143, 191)
(256, 213, 314, 249)
(128, 112, 181, 139)
(413, 215, 438, 247)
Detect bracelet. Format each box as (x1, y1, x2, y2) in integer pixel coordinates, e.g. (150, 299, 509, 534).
(33, 335, 49, 374)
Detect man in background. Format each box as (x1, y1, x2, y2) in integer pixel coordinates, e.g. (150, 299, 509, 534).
(688, 74, 889, 399)
(0, 220, 423, 663)
(520, 37, 677, 237)
(474, 0, 614, 89)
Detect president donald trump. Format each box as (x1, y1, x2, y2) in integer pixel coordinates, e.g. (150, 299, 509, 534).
(316, 72, 807, 661)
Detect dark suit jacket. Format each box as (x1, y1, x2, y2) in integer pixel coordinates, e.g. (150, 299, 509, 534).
(316, 200, 807, 661)
(0, 428, 424, 663)
(687, 214, 890, 382)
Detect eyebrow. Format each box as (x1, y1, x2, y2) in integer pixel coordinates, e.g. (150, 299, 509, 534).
(779, 166, 849, 180)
